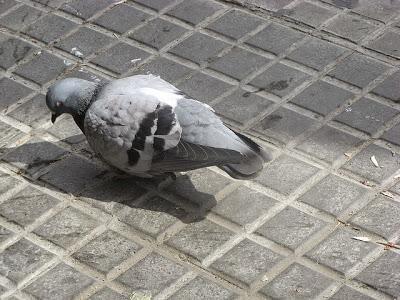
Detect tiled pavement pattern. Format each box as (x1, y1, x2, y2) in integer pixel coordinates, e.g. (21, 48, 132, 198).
(0, 0, 399, 299)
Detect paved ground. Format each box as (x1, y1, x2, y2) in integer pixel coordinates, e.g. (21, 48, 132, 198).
(0, 0, 400, 299)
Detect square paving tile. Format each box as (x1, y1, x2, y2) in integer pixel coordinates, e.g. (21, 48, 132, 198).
(91, 43, 151, 74)
(167, 219, 234, 260)
(356, 251, 400, 298)
(350, 195, 400, 239)
(331, 286, 374, 300)
(287, 37, 346, 70)
(73, 230, 141, 273)
(291, 80, 353, 116)
(169, 33, 229, 65)
(94, 3, 150, 34)
(89, 288, 129, 300)
(14, 51, 67, 86)
(0, 121, 22, 148)
(24, 14, 77, 44)
(209, 47, 271, 80)
(117, 252, 187, 295)
(169, 276, 235, 300)
(351, 0, 400, 22)
(246, 23, 305, 55)
(256, 207, 326, 249)
(212, 185, 278, 226)
(0, 186, 59, 227)
(306, 229, 377, 274)
(55, 27, 113, 58)
(285, 2, 336, 27)
(328, 53, 389, 88)
(206, 9, 262, 40)
(0, 239, 53, 283)
(255, 155, 320, 195)
(211, 239, 283, 284)
(261, 263, 332, 299)
(254, 107, 317, 145)
(7, 94, 48, 128)
(342, 143, 400, 183)
(324, 14, 379, 42)
(0, 171, 20, 195)
(0, 77, 32, 111)
(0, 37, 38, 69)
(33, 206, 99, 248)
(166, 0, 225, 25)
(249, 63, 311, 97)
(382, 122, 400, 146)
(130, 18, 188, 50)
(0, 5, 44, 31)
(298, 174, 367, 216)
(177, 72, 233, 103)
(24, 263, 94, 299)
(296, 125, 362, 163)
(0, 225, 13, 244)
(367, 31, 400, 59)
(214, 89, 273, 124)
(334, 97, 399, 135)
(61, 0, 117, 20)
(372, 70, 400, 103)
(134, 0, 176, 11)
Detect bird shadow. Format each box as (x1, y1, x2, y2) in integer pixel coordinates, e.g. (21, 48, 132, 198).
(0, 135, 217, 224)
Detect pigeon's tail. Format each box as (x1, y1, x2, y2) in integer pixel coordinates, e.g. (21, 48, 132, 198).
(220, 130, 271, 179)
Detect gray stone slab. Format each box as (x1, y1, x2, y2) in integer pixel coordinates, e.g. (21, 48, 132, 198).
(0, 186, 59, 227)
(0, 5, 44, 31)
(169, 276, 235, 300)
(166, 0, 225, 25)
(287, 37, 346, 71)
(284, 2, 336, 27)
(246, 23, 305, 55)
(214, 89, 273, 124)
(169, 32, 229, 65)
(73, 230, 141, 273)
(117, 252, 187, 295)
(24, 263, 94, 299)
(47, 115, 86, 144)
(40, 155, 105, 194)
(351, 195, 400, 239)
(296, 125, 362, 163)
(342, 144, 400, 183)
(177, 72, 233, 103)
(14, 51, 67, 86)
(33, 206, 99, 248)
(256, 206, 326, 249)
(130, 18, 188, 50)
(61, 0, 117, 20)
(24, 14, 77, 44)
(298, 174, 367, 216)
(0, 0, 17, 14)
(351, 0, 400, 22)
(91, 43, 151, 74)
(212, 185, 278, 226)
(328, 53, 389, 88)
(134, 0, 176, 11)
(0, 171, 20, 195)
(0, 225, 13, 244)
(261, 263, 332, 299)
(0, 77, 32, 111)
(306, 229, 377, 274)
(7, 94, 48, 127)
(206, 9, 262, 40)
(382, 122, 400, 146)
(211, 239, 283, 284)
(324, 14, 378, 42)
(334, 97, 399, 135)
(94, 4, 150, 34)
(0, 37, 38, 69)
(356, 251, 400, 298)
(368, 31, 400, 59)
(89, 288, 129, 300)
(166, 219, 233, 260)
(372, 70, 400, 102)
(331, 286, 375, 300)
(291, 80, 353, 116)
(56, 27, 113, 58)
(255, 155, 319, 195)
(209, 47, 271, 80)
(0, 238, 53, 283)
(0, 121, 22, 148)
(249, 63, 311, 97)
(254, 107, 317, 145)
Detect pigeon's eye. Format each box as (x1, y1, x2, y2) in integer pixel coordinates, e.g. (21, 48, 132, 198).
(56, 101, 62, 107)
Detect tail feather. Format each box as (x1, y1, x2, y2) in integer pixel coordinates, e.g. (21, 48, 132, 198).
(220, 130, 271, 179)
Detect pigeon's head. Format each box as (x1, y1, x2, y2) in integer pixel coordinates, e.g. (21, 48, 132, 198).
(46, 78, 97, 123)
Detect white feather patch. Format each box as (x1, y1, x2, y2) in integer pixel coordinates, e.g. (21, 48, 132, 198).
(139, 87, 181, 108)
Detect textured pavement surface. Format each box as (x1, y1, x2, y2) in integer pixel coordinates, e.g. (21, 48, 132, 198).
(0, 0, 400, 299)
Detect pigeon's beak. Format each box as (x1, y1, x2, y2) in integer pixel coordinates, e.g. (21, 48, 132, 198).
(51, 113, 59, 123)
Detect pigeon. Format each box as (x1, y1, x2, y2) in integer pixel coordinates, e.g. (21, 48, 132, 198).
(46, 75, 270, 179)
